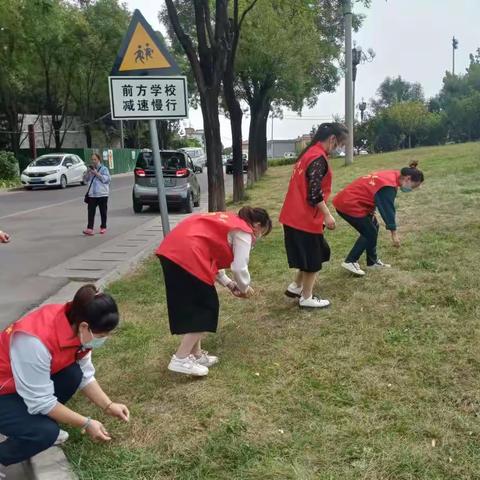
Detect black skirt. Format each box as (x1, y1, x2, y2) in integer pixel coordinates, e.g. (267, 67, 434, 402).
(159, 256, 220, 335)
(283, 225, 331, 273)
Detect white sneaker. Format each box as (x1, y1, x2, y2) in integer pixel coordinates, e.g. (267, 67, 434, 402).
(195, 350, 219, 367)
(285, 282, 302, 298)
(367, 260, 391, 269)
(299, 295, 330, 309)
(168, 354, 209, 376)
(341, 262, 366, 276)
(54, 429, 69, 446)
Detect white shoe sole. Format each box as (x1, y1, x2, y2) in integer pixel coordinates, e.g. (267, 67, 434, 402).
(285, 289, 302, 298)
(299, 301, 331, 309)
(197, 358, 219, 368)
(341, 263, 365, 276)
(168, 364, 208, 376)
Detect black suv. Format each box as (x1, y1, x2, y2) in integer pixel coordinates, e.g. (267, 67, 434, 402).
(225, 154, 248, 174)
(132, 149, 201, 214)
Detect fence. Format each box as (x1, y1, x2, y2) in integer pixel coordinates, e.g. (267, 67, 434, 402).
(16, 148, 141, 175)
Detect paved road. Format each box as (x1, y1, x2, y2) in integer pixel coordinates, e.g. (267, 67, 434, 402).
(0, 170, 235, 330)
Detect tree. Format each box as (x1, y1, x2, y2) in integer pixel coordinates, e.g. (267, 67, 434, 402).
(23, 0, 81, 150)
(237, 0, 362, 184)
(71, 0, 130, 147)
(0, 0, 36, 155)
(371, 76, 424, 112)
(387, 101, 428, 149)
(165, 0, 229, 211)
(223, 0, 258, 202)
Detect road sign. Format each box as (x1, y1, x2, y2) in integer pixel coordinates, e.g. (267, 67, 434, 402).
(109, 9, 191, 235)
(111, 9, 181, 77)
(109, 76, 188, 120)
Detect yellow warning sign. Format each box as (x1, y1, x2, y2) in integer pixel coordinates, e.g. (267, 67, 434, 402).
(111, 9, 181, 77)
(119, 23, 170, 72)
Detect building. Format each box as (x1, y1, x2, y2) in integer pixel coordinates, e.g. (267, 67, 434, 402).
(184, 127, 205, 147)
(267, 139, 296, 158)
(295, 133, 312, 152)
(19, 114, 87, 149)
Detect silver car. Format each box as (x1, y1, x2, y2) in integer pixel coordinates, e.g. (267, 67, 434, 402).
(132, 149, 201, 214)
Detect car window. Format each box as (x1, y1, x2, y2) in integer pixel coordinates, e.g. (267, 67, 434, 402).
(137, 151, 187, 170)
(31, 156, 62, 167)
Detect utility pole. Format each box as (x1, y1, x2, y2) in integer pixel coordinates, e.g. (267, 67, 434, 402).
(452, 36, 458, 75)
(344, 0, 353, 166)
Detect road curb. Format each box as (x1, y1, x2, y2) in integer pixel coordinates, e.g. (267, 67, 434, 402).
(24, 199, 208, 480)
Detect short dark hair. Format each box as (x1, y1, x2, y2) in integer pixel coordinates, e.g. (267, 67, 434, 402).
(400, 160, 424, 183)
(67, 284, 119, 334)
(238, 206, 272, 236)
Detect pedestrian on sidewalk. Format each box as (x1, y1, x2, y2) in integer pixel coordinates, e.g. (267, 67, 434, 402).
(333, 161, 425, 276)
(0, 231, 10, 243)
(156, 207, 272, 377)
(279, 123, 348, 309)
(0, 284, 130, 472)
(83, 153, 111, 236)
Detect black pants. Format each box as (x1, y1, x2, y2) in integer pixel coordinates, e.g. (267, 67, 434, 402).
(87, 196, 108, 229)
(0, 363, 82, 466)
(337, 210, 379, 266)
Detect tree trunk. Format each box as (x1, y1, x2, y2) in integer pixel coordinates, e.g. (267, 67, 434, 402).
(53, 118, 62, 151)
(201, 91, 225, 212)
(84, 124, 92, 148)
(223, 70, 245, 202)
(247, 96, 270, 184)
(408, 134, 411, 149)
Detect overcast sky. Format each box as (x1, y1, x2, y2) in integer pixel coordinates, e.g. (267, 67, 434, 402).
(124, 0, 479, 146)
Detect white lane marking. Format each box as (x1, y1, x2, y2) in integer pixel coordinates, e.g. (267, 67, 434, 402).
(0, 186, 131, 221)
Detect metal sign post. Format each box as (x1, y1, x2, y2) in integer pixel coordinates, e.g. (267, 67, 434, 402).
(109, 9, 188, 237)
(148, 120, 170, 234)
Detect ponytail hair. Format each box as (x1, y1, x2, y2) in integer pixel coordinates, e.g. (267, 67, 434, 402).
(67, 284, 119, 334)
(400, 160, 424, 183)
(297, 122, 349, 162)
(238, 206, 272, 236)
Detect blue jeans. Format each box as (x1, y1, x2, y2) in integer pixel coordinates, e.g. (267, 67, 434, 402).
(337, 210, 379, 266)
(0, 363, 82, 466)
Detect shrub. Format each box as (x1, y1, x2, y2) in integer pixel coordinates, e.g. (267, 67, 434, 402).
(0, 151, 19, 180)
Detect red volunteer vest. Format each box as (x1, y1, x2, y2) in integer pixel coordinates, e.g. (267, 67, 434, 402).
(333, 170, 401, 217)
(156, 212, 254, 285)
(279, 143, 332, 234)
(0, 303, 90, 395)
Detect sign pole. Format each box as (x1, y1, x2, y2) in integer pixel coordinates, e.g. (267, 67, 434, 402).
(148, 119, 170, 235)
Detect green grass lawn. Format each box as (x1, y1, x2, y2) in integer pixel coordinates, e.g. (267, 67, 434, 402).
(64, 143, 480, 480)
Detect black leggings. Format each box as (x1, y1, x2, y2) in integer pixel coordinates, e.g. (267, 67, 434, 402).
(337, 210, 379, 266)
(87, 196, 108, 229)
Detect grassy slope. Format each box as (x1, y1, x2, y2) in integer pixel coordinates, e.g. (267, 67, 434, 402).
(64, 143, 480, 480)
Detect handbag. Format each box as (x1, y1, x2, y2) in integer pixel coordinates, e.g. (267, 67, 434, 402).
(84, 174, 95, 204)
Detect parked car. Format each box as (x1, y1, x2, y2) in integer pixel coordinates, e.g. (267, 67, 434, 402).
(225, 154, 248, 174)
(21, 154, 87, 190)
(284, 152, 296, 159)
(132, 149, 201, 214)
(180, 147, 206, 173)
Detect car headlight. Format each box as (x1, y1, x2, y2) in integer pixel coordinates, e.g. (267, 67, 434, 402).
(45, 170, 58, 175)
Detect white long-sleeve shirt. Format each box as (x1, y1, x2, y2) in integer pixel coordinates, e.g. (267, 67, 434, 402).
(10, 332, 96, 415)
(215, 229, 252, 293)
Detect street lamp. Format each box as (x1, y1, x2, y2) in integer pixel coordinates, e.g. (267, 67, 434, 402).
(452, 36, 459, 75)
(352, 45, 375, 123)
(359, 98, 367, 122)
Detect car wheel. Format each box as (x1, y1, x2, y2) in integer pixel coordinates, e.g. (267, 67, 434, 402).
(184, 192, 194, 213)
(133, 197, 143, 213)
(59, 175, 67, 189)
(81, 180, 87, 186)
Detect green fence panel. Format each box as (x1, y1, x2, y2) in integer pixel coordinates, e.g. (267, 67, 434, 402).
(18, 148, 140, 175)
